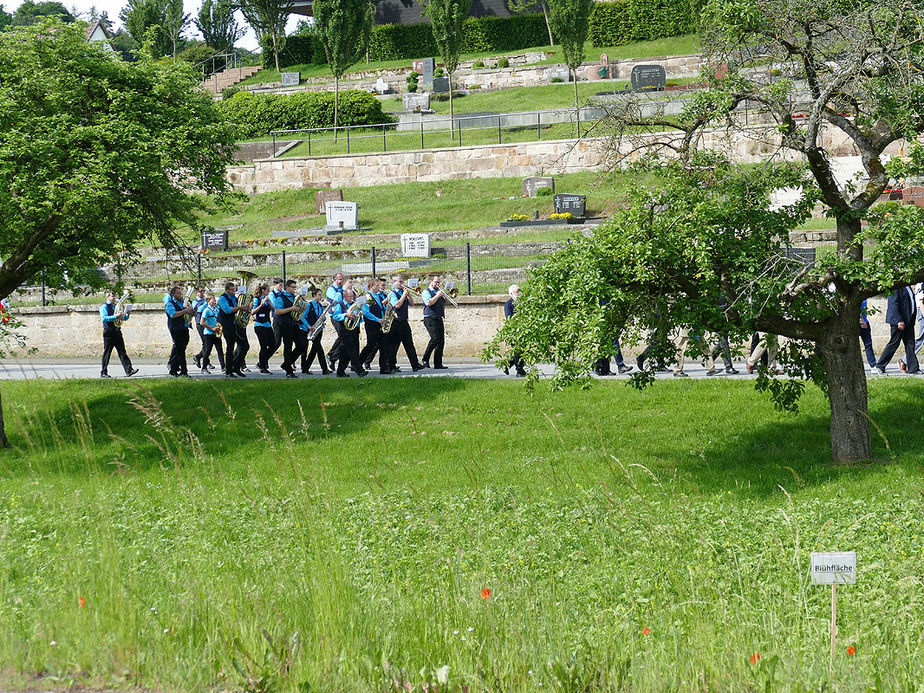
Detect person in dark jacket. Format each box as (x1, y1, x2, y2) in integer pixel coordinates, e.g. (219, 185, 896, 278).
(503, 284, 526, 377)
(874, 286, 920, 374)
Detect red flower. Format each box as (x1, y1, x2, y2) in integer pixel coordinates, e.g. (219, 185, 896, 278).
(481, 588, 491, 600)
(78, 596, 85, 609)
(749, 653, 761, 664)
(642, 627, 650, 635)
(847, 645, 856, 656)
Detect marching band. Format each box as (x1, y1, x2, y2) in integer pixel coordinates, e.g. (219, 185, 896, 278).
(100, 274, 458, 378)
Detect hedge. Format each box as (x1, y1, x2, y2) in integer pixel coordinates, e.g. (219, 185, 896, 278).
(588, 0, 696, 47)
(219, 90, 395, 139)
(260, 35, 317, 69)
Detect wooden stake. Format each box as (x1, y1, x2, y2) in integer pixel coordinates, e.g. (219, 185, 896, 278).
(829, 583, 838, 677)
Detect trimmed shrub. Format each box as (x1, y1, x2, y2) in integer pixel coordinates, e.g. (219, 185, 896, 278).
(219, 90, 395, 138)
(260, 34, 314, 69)
(497, 57, 510, 68)
(589, 0, 696, 47)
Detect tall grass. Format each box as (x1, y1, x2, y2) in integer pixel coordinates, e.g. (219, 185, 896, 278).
(1, 379, 922, 691)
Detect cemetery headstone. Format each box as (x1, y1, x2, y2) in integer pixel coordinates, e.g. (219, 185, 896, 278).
(316, 189, 343, 214)
(201, 229, 228, 251)
(400, 233, 431, 258)
(630, 64, 666, 91)
(403, 92, 431, 112)
(554, 194, 586, 217)
(522, 176, 555, 197)
(325, 201, 359, 231)
(548, 65, 570, 83)
(374, 77, 391, 94)
(422, 57, 435, 91)
(412, 59, 423, 74)
(432, 76, 450, 93)
(281, 71, 300, 87)
(595, 54, 610, 80)
(903, 186, 924, 208)
(786, 247, 816, 266)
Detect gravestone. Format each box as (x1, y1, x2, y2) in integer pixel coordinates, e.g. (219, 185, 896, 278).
(903, 186, 924, 208)
(432, 76, 450, 93)
(325, 201, 359, 231)
(316, 189, 343, 214)
(785, 247, 816, 266)
(403, 92, 430, 112)
(595, 54, 610, 80)
(374, 77, 391, 94)
(201, 229, 228, 251)
(281, 72, 300, 87)
(400, 233, 431, 258)
(630, 64, 666, 91)
(422, 57, 435, 91)
(554, 194, 586, 217)
(547, 65, 570, 83)
(412, 59, 423, 74)
(522, 176, 555, 197)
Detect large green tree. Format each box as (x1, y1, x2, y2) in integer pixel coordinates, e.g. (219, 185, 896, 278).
(237, 0, 289, 72)
(545, 0, 592, 136)
(11, 0, 72, 25)
(164, 0, 191, 58)
(196, 0, 244, 53)
(487, 0, 924, 463)
(119, 0, 171, 57)
(312, 0, 374, 133)
(421, 0, 471, 136)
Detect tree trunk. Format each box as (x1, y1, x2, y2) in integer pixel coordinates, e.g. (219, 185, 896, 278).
(448, 71, 454, 138)
(543, 3, 554, 47)
(334, 75, 340, 141)
(274, 35, 281, 73)
(835, 214, 863, 263)
(818, 314, 872, 463)
(573, 69, 580, 138)
(0, 386, 9, 449)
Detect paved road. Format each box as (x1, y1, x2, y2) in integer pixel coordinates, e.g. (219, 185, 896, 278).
(1, 358, 917, 381)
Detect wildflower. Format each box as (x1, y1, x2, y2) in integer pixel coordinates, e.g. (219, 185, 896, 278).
(481, 588, 492, 599)
(78, 596, 85, 609)
(847, 645, 856, 656)
(642, 627, 650, 635)
(749, 653, 761, 664)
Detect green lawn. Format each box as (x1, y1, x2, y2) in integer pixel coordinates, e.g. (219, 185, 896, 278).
(239, 35, 701, 87)
(0, 378, 922, 692)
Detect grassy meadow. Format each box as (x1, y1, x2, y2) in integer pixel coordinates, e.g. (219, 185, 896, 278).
(1, 377, 923, 692)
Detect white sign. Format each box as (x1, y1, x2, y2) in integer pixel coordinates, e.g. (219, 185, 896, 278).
(326, 201, 359, 230)
(810, 552, 857, 585)
(401, 233, 431, 258)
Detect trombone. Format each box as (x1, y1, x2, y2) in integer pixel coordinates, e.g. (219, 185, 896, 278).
(440, 282, 460, 309)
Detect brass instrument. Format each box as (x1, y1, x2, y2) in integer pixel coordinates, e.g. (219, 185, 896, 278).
(213, 322, 223, 337)
(291, 293, 308, 322)
(381, 300, 396, 334)
(439, 282, 460, 309)
(344, 289, 371, 331)
(113, 290, 133, 329)
(234, 271, 259, 329)
(306, 299, 332, 340)
(182, 286, 195, 326)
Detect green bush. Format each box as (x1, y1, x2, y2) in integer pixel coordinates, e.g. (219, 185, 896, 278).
(406, 71, 419, 93)
(219, 90, 395, 138)
(589, 0, 696, 47)
(497, 57, 510, 68)
(473, 59, 485, 68)
(260, 34, 314, 69)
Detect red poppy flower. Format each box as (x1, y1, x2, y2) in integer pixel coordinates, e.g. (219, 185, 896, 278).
(642, 627, 650, 635)
(78, 596, 85, 608)
(847, 646, 856, 656)
(749, 653, 761, 664)
(481, 588, 491, 599)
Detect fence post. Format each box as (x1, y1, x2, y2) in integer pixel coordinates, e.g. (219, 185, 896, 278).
(272, 133, 277, 158)
(465, 242, 472, 295)
(383, 124, 387, 152)
(458, 119, 462, 147)
(420, 120, 425, 150)
(346, 126, 350, 154)
(537, 112, 541, 140)
(498, 117, 502, 144)
(371, 246, 376, 278)
(197, 254, 202, 286)
(308, 129, 311, 156)
(41, 271, 46, 307)
(282, 250, 287, 283)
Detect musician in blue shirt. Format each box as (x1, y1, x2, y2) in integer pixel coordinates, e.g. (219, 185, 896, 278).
(99, 291, 139, 378)
(218, 282, 248, 378)
(386, 274, 424, 373)
(330, 288, 367, 377)
(197, 295, 221, 374)
(298, 288, 331, 375)
(359, 277, 390, 374)
(421, 275, 450, 369)
(164, 285, 195, 377)
(251, 283, 275, 374)
(270, 278, 301, 377)
(325, 273, 346, 372)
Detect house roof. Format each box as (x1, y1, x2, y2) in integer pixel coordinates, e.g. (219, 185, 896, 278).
(85, 20, 112, 42)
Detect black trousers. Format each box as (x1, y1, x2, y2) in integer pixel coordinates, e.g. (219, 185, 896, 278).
(274, 322, 298, 374)
(422, 316, 445, 367)
(233, 326, 250, 371)
(877, 324, 919, 372)
(195, 323, 224, 368)
(302, 332, 328, 372)
(388, 319, 420, 370)
(167, 327, 190, 375)
(337, 326, 363, 375)
(360, 322, 385, 368)
(859, 323, 877, 368)
(220, 322, 238, 374)
(101, 329, 133, 375)
(328, 322, 344, 365)
(200, 333, 220, 368)
(255, 325, 275, 370)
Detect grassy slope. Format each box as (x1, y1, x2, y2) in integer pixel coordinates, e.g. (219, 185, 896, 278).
(240, 35, 701, 86)
(1, 378, 922, 692)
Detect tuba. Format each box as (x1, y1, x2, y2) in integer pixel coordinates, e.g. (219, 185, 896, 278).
(234, 271, 259, 329)
(113, 290, 133, 329)
(381, 300, 396, 334)
(344, 289, 370, 331)
(182, 286, 195, 326)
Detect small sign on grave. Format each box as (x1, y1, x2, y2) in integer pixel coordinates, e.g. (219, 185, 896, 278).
(400, 233, 431, 258)
(281, 72, 300, 87)
(326, 201, 359, 231)
(522, 176, 555, 197)
(631, 64, 666, 91)
(554, 194, 586, 217)
(316, 189, 343, 214)
(432, 76, 450, 93)
(547, 65, 570, 83)
(810, 552, 857, 585)
(201, 229, 228, 251)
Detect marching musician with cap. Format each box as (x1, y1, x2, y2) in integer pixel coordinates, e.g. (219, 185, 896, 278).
(359, 277, 389, 374)
(299, 288, 331, 375)
(251, 284, 275, 374)
(326, 273, 346, 372)
(218, 282, 248, 378)
(99, 291, 139, 378)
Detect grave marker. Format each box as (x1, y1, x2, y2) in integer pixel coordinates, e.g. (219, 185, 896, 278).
(631, 65, 666, 91)
(316, 189, 343, 214)
(325, 201, 359, 230)
(201, 229, 228, 251)
(403, 92, 430, 112)
(281, 71, 300, 87)
(400, 233, 431, 258)
(522, 176, 555, 197)
(554, 194, 586, 217)
(422, 57, 435, 91)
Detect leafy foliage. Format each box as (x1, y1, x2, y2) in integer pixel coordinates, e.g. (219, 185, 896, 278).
(10, 0, 72, 26)
(119, 0, 171, 58)
(547, 0, 593, 73)
(237, 0, 289, 71)
(195, 0, 243, 53)
(588, 0, 697, 47)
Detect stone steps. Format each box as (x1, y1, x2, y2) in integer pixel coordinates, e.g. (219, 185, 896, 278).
(201, 65, 262, 94)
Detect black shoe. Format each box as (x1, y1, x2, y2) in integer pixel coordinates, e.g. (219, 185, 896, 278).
(726, 367, 739, 374)
(126, 368, 140, 377)
(515, 370, 526, 377)
(673, 372, 689, 378)
(503, 366, 509, 375)
(208, 364, 215, 370)
(434, 365, 449, 370)
(706, 368, 720, 376)
(286, 372, 298, 379)
(380, 369, 392, 375)
(259, 368, 271, 374)
(907, 369, 922, 375)
(169, 372, 180, 377)
(201, 368, 209, 375)
(328, 357, 336, 371)
(178, 373, 191, 378)
(194, 354, 202, 369)
(618, 365, 633, 374)
(241, 367, 250, 373)
(357, 370, 368, 378)
(100, 373, 111, 378)
(412, 364, 425, 372)
(394, 366, 402, 372)
(235, 371, 247, 378)
(336, 372, 349, 378)
(421, 361, 430, 369)
(363, 362, 372, 372)
(322, 369, 332, 375)
(225, 374, 236, 378)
